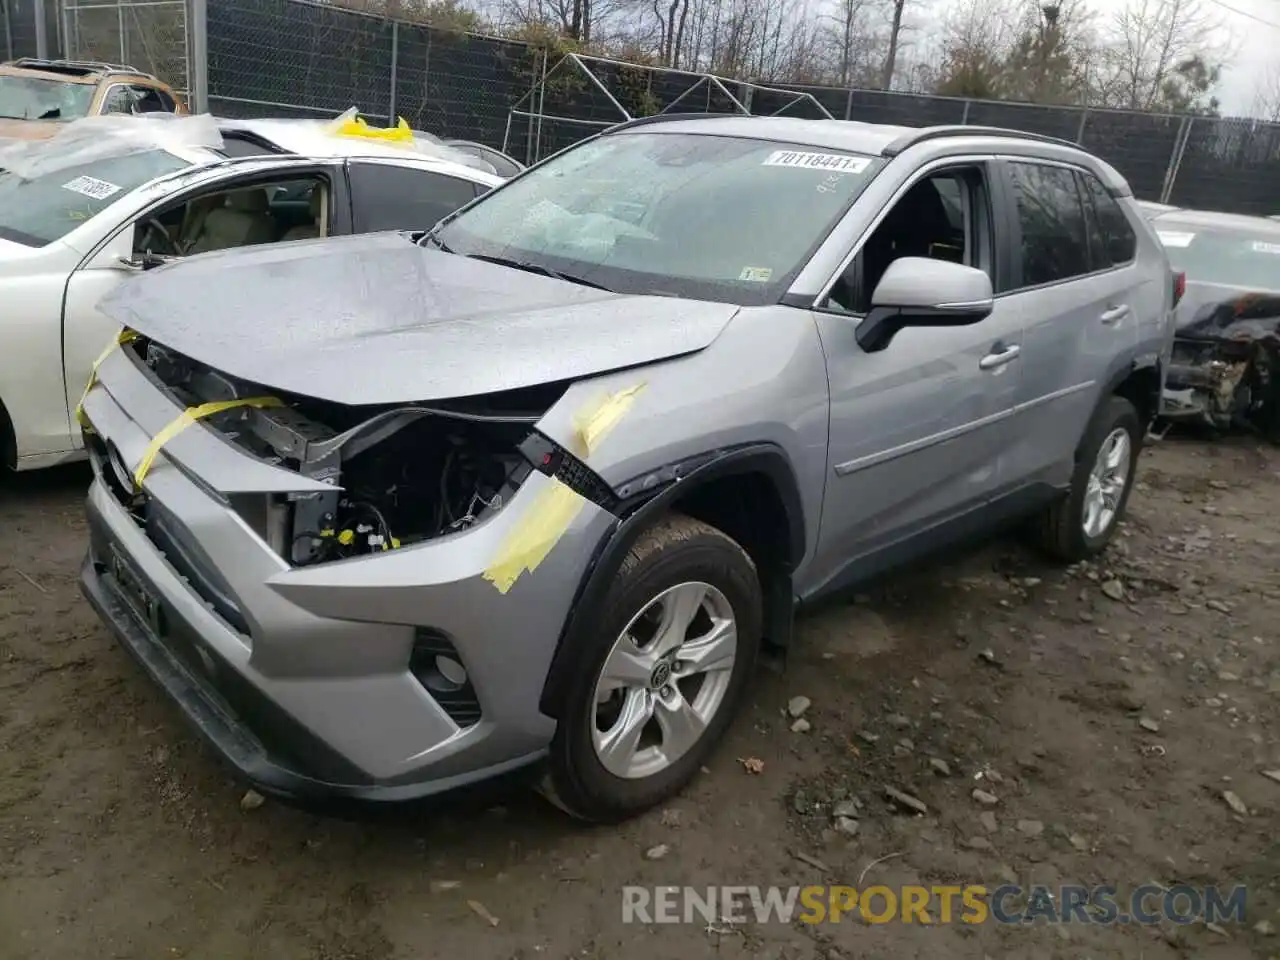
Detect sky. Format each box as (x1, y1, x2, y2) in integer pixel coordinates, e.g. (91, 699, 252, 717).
(1064, 0, 1280, 115)
(1187, 0, 1280, 115)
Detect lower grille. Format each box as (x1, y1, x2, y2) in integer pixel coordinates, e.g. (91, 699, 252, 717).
(409, 628, 482, 728)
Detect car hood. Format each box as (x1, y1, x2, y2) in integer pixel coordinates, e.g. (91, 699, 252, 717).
(97, 232, 740, 405)
(0, 118, 61, 142)
(1175, 282, 1280, 340)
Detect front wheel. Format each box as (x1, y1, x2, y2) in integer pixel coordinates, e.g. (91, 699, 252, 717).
(1033, 395, 1142, 562)
(542, 514, 762, 822)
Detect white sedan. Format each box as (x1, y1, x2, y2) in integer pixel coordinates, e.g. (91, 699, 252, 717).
(0, 115, 502, 472)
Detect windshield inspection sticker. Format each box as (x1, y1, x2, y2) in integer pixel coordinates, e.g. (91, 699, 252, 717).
(763, 150, 870, 173)
(62, 176, 122, 201)
(739, 266, 773, 282)
(1251, 240, 1280, 255)
(1156, 230, 1195, 248)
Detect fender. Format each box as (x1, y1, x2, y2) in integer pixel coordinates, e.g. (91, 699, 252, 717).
(1103, 352, 1163, 427)
(538, 442, 805, 719)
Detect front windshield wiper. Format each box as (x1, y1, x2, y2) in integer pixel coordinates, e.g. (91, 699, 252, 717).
(462, 253, 613, 291)
(418, 227, 453, 253)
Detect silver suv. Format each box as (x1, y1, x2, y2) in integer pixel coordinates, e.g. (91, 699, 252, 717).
(78, 116, 1175, 822)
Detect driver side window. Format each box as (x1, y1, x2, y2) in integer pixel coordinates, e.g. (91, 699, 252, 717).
(132, 175, 331, 258)
(825, 167, 994, 315)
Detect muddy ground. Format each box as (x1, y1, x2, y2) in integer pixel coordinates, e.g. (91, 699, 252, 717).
(0, 436, 1278, 960)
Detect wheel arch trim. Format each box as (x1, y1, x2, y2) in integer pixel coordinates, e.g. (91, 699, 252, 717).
(538, 443, 805, 719)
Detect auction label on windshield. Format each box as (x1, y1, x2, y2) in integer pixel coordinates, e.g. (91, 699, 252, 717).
(763, 151, 870, 173)
(62, 175, 122, 201)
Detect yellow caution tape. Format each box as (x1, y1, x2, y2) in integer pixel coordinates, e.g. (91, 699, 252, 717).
(75, 327, 138, 433)
(571, 382, 645, 459)
(333, 115, 415, 146)
(482, 478, 587, 595)
(483, 381, 645, 593)
(132, 396, 282, 489)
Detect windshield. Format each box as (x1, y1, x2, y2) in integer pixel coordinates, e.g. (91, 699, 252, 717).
(434, 131, 882, 303)
(0, 149, 189, 247)
(1156, 225, 1280, 292)
(0, 75, 95, 121)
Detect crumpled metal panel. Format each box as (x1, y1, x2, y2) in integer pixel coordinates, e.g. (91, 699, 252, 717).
(97, 233, 741, 406)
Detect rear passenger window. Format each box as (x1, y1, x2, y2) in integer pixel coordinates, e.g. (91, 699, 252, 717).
(348, 163, 478, 233)
(1080, 172, 1137, 267)
(1008, 162, 1090, 288)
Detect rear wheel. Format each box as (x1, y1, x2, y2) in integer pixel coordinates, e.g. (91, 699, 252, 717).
(542, 514, 762, 822)
(1033, 395, 1142, 561)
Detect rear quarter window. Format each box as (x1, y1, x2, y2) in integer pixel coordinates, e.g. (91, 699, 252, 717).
(1079, 172, 1137, 267)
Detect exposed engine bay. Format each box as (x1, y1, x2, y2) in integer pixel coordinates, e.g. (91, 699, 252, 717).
(131, 338, 607, 567)
(1162, 292, 1280, 440)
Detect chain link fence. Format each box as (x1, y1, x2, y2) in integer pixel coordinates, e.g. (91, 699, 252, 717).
(41, 0, 1280, 215)
(60, 0, 189, 94)
(3, 0, 63, 60)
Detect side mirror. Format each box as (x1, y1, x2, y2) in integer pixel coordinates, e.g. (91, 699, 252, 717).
(855, 257, 995, 353)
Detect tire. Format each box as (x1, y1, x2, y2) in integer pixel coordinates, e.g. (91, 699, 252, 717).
(1033, 395, 1142, 562)
(542, 513, 762, 823)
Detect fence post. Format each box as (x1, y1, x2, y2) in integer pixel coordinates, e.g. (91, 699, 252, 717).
(1074, 108, 1088, 145)
(533, 47, 546, 163)
(33, 0, 48, 57)
(843, 87, 853, 121)
(3, 0, 13, 61)
(188, 0, 208, 112)
(1160, 116, 1191, 204)
(960, 99, 971, 125)
(388, 19, 398, 123)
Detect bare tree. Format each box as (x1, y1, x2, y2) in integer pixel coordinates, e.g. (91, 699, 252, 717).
(1249, 61, 1280, 121)
(881, 0, 907, 88)
(1101, 0, 1227, 111)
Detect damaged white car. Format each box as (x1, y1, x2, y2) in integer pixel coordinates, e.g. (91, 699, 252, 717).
(0, 113, 500, 471)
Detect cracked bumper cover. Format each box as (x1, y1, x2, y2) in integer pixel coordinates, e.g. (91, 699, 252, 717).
(77, 371, 615, 802)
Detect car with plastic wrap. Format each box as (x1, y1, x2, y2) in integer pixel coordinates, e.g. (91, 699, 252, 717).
(1147, 207, 1280, 438)
(78, 116, 1175, 822)
(0, 113, 501, 472)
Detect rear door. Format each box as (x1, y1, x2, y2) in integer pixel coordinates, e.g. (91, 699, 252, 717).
(345, 160, 484, 234)
(997, 159, 1140, 487)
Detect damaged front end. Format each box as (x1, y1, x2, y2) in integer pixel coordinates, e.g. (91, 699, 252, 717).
(1162, 291, 1280, 440)
(115, 334, 621, 568)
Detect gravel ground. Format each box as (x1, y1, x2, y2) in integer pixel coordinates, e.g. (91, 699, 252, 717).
(0, 435, 1278, 960)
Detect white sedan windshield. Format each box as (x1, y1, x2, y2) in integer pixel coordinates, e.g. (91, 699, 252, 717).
(436, 131, 881, 303)
(0, 149, 189, 247)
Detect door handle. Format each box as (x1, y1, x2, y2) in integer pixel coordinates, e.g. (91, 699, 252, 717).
(1100, 304, 1131, 325)
(979, 344, 1021, 370)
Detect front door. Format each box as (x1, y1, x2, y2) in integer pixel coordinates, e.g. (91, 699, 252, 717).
(806, 161, 1026, 595)
(61, 166, 342, 448)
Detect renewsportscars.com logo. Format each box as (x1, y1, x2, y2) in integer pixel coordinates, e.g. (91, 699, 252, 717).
(622, 884, 1248, 926)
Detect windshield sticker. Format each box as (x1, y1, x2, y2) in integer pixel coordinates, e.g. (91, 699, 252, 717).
(62, 176, 122, 201)
(1250, 240, 1280, 255)
(739, 266, 773, 283)
(817, 173, 847, 194)
(763, 151, 870, 173)
(1156, 231, 1195, 248)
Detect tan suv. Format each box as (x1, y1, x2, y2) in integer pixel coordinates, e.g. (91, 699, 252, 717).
(0, 57, 184, 140)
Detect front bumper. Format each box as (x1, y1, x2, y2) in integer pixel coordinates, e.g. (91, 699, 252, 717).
(80, 543, 548, 803)
(76, 345, 613, 803)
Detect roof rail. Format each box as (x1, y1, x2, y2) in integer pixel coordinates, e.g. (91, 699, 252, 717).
(882, 125, 1079, 157)
(11, 56, 144, 74)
